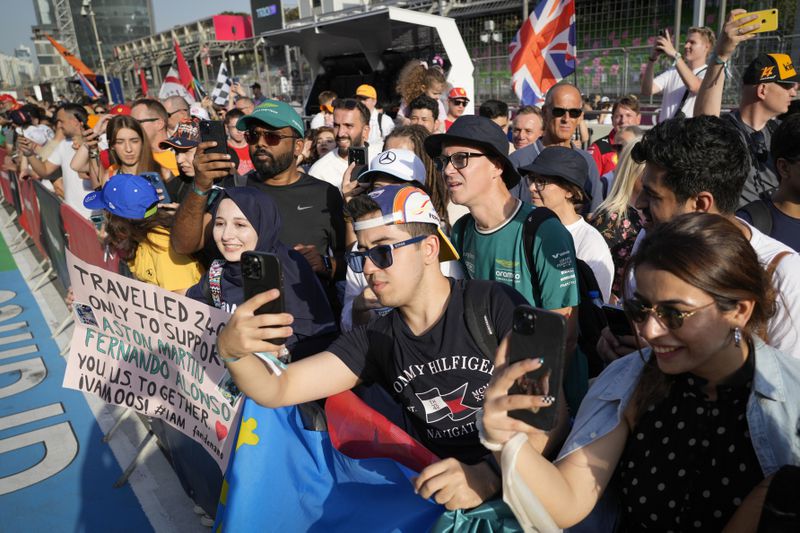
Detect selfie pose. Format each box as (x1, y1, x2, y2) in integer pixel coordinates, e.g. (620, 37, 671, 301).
(481, 213, 800, 531)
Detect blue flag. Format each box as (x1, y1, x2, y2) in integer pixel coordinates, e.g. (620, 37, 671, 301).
(215, 401, 445, 532)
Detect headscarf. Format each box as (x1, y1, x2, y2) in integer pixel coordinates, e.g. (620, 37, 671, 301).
(186, 187, 337, 348)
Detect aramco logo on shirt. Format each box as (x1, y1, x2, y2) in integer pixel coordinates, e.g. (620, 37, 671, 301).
(494, 258, 521, 281)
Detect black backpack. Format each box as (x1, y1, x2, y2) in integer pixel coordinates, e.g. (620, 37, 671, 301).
(521, 207, 608, 377)
(738, 198, 773, 236)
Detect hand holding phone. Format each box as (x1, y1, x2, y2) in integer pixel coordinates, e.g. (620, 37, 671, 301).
(200, 120, 228, 155)
(733, 9, 778, 34)
(140, 172, 172, 204)
(242, 251, 287, 345)
(507, 305, 567, 431)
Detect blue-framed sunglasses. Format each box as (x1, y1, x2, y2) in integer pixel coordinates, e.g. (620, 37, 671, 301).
(345, 235, 426, 273)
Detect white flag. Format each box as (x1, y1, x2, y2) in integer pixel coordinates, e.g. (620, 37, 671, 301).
(158, 66, 196, 103)
(211, 63, 232, 107)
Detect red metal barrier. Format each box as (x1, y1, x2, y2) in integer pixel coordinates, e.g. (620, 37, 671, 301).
(60, 203, 119, 273)
(18, 177, 47, 257)
(0, 170, 13, 208)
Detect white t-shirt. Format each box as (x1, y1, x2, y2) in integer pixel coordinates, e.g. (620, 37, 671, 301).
(654, 65, 707, 123)
(742, 219, 800, 360)
(308, 149, 349, 191)
(367, 109, 395, 151)
(48, 139, 94, 219)
(308, 146, 376, 192)
(309, 112, 326, 130)
(340, 241, 466, 331)
(565, 217, 614, 302)
(629, 222, 800, 359)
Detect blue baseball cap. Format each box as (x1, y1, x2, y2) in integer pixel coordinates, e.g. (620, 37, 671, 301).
(83, 174, 159, 220)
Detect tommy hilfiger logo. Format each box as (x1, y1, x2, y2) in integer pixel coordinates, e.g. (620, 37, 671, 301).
(416, 383, 479, 423)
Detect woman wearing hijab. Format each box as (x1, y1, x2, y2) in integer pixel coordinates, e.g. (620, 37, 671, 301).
(185, 186, 338, 357)
(163, 187, 338, 524)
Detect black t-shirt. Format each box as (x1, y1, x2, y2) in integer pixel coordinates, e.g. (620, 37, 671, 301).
(221, 171, 345, 255)
(327, 278, 526, 464)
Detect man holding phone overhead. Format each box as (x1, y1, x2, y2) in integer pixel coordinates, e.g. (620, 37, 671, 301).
(172, 99, 346, 295)
(641, 25, 715, 122)
(216, 184, 568, 512)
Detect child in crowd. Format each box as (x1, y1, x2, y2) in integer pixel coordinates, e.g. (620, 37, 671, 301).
(83, 173, 201, 293)
(395, 60, 447, 131)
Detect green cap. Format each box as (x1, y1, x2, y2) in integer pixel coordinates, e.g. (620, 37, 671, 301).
(236, 99, 305, 137)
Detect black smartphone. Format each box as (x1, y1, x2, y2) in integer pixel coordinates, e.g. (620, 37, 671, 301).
(348, 146, 367, 166)
(241, 251, 286, 345)
(140, 171, 172, 204)
(603, 304, 633, 337)
(507, 305, 567, 431)
(200, 119, 228, 155)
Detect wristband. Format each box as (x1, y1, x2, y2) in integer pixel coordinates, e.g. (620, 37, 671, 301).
(708, 52, 731, 79)
(220, 354, 241, 364)
(476, 409, 506, 452)
(672, 52, 682, 66)
(192, 182, 211, 197)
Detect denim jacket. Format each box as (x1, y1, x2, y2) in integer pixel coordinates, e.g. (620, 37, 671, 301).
(558, 338, 800, 532)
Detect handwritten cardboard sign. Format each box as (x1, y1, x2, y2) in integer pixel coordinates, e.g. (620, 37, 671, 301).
(63, 250, 241, 472)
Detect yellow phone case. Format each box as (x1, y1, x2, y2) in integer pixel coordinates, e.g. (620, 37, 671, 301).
(733, 9, 779, 34)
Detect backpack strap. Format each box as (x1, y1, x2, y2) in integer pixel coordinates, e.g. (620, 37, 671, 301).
(522, 207, 559, 301)
(740, 199, 773, 236)
(234, 172, 248, 187)
(463, 281, 498, 359)
(377, 112, 384, 137)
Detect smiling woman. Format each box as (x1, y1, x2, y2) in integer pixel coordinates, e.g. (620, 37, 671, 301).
(481, 212, 800, 532)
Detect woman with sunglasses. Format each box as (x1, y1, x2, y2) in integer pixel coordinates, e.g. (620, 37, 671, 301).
(83, 173, 202, 294)
(480, 212, 800, 531)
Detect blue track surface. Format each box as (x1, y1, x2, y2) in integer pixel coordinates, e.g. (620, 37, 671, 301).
(0, 259, 153, 532)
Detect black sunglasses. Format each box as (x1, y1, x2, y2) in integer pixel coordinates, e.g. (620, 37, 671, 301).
(551, 107, 583, 119)
(345, 235, 426, 273)
(623, 298, 715, 330)
(244, 129, 298, 146)
(434, 152, 486, 171)
(450, 99, 469, 106)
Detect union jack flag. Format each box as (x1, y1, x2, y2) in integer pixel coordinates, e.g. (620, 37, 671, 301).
(509, 0, 577, 105)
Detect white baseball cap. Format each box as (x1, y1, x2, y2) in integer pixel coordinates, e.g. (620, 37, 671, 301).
(357, 149, 426, 186)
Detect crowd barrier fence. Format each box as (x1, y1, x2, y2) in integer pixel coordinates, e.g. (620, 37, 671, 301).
(0, 155, 174, 496)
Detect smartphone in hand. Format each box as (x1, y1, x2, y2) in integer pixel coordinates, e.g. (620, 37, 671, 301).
(241, 251, 286, 345)
(348, 147, 367, 166)
(507, 305, 567, 431)
(140, 171, 172, 204)
(200, 119, 228, 155)
(733, 9, 778, 34)
(602, 304, 633, 337)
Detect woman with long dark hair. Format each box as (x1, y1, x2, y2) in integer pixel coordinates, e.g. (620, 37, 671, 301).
(83, 173, 201, 293)
(480, 212, 800, 531)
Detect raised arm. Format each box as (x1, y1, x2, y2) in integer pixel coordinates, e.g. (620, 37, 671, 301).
(694, 10, 760, 117)
(217, 289, 360, 407)
(171, 141, 233, 255)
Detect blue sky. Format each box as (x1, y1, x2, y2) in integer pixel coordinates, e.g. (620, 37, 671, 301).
(0, 0, 252, 60)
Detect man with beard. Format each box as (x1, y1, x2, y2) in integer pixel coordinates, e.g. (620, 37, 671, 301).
(308, 98, 372, 191)
(171, 99, 345, 291)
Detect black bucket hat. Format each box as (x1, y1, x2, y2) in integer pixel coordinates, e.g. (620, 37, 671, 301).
(424, 115, 521, 189)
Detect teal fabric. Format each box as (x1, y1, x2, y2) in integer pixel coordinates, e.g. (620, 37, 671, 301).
(430, 499, 523, 533)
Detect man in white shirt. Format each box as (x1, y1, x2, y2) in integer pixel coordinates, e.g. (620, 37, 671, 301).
(19, 103, 95, 219)
(308, 98, 371, 191)
(641, 26, 714, 122)
(355, 84, 394, 151)
(599, 115, 800, 361)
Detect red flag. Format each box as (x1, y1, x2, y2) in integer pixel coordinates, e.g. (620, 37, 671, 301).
(135, 61, 148, 96)
(173, 38, 196, 98)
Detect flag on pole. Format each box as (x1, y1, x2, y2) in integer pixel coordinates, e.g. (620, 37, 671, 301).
(158, 66, 196, 103)
(135, 60, 148, 96)
(45, 34, 96, 80)
(509, 0, 576, 105)
(76, 71, 102, 99)
(173, 38, 196, 99)
(211, 63, 232, 106)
